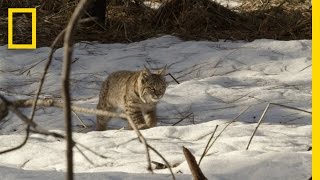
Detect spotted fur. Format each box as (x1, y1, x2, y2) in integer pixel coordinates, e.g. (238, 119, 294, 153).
(96, 66, 167, 131)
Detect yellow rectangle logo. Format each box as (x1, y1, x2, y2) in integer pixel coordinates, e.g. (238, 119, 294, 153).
(8, 8, 36, 49)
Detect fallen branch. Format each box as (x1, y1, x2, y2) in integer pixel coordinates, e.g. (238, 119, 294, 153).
(126, 116, 153, 173)
(1, 19, 68, 158)
(0, 94, 112, 171)
(7, 98, 127, 119)
(0, 96, 176, 179)
(29, 26, 66, 123)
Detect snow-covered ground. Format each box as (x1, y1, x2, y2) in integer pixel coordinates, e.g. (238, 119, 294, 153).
(0, 35, 311, 179)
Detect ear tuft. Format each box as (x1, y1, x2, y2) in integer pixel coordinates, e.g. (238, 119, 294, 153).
(157, 65, 167, 76)
(141, 65, 151, 78)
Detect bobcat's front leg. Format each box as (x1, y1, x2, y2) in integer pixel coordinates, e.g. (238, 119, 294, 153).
(125, 104, 148, 130)
(144, 110, 157, 128)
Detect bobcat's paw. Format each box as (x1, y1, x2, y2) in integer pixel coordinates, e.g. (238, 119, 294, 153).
(136, 123, 149, 130)
(96, 124, 106, 131)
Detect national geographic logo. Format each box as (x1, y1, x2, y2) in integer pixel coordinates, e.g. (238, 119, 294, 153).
(8, 8, 36, 49)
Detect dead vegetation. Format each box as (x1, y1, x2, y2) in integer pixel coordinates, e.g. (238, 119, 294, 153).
(0, 0, 311, 47)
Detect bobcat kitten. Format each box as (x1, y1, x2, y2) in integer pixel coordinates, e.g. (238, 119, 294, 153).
(96, 66, 167, 131)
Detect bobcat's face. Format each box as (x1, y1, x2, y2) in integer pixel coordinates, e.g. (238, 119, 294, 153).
(138, 66, 167, 103)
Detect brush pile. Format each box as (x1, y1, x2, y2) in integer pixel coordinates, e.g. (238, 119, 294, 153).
(0, 0, 311, 47)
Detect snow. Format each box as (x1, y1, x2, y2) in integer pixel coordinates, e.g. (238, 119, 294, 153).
(0, 35, 311, 179)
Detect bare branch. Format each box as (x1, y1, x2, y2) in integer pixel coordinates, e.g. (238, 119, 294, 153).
(74, 144, 95, 165)
(167, 73, 180, 84)
(147, 144, 176, 179)
(172, 112, 193, 126)
(0, 95, 108, 170)
(72, 110, 87, 128)
(3, 97, 175, 179)
(200, 106, 251, 164)
(126, 116, 153, 173)
(4, 97, 175, 178)
(0, 27, 67, 156)
(75, 142, 109, 159)
(0, 95, 37, 129)
(0, 128, 29, 154)
(124, 116, 176, 179)
(9, 98, 127, 119)
(0, 4, 177, 179)
(198, 125, 218, 165)
(246, 103, 311, 150)
(269, 103, 311, 114)
(0, 95, 61, 154)
(29, 28, 66, 122)
(61, 0, 92, 179)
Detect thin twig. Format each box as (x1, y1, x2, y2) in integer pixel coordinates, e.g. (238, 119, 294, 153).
(198, 125, 218, 165)
(9, 98, 127, 119)
(0, 128, 29, 154)
(172, 113, 193, 126)
(246, 103, 311, 150)
(0, 95, 37, 129)
(29, 129, 65, 139)
(1, 96, 176, 177)
(9, 22, 67, 157)
(76, 142, 109, 159)
(0, 95, 62, 154)
(29, 28, 66, 122)
(30, 129, 110, 162)
(203, 106, 251, 158)
(62, 0, 92, 179)
(1, 95, 108, 169)
(29, 131, 111, 168)
(147, 144, 176, 180)
(167, 73, 180, 84)
(126, 116, 153, 173)
(72, 110, 87, 128)
(20, 58, 47, 75)
(74, 144, 94, 165)
(269, 103, 311, 114)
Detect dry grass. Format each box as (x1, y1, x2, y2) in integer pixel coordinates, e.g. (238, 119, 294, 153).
(0, 0, 311, 47)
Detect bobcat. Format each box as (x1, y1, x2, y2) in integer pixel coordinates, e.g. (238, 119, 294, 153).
(96, 66, 167, 131)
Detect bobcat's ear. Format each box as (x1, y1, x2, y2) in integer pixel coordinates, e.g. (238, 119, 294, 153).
(157, 65, 167, 76)
(141, 66, 151, 78)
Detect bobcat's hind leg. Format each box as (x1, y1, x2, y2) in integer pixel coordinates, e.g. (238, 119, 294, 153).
(96, 102, 114, 131)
